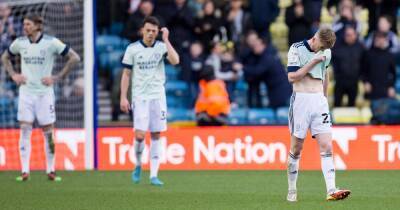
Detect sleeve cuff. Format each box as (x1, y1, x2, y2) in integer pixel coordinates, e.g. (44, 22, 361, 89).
(287, 66, 300, 72)
(8, 48, 16, 56)
(60, 45, 70, 56)
(122, 63, 133, 69)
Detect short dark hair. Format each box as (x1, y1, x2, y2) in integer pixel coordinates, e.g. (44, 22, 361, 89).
(24, 14, 44, 31)
(142, 16, 160, 28)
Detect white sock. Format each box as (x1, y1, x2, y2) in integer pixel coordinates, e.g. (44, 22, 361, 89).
(287, 153, 300, 191)
(19, 124, 32, 174)
(134, 139, 145, 166)
(321, 152, 336, 193)
(44, 130, 55, 174)
(150, 139, 161, 178)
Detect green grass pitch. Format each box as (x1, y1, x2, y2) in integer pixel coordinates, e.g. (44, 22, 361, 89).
(0, 170, 399, 210)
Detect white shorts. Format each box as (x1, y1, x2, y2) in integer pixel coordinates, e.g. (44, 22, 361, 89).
(288, 92, 332, 139)
(17, 91, 56, 126)
(132, 96, 167, 132)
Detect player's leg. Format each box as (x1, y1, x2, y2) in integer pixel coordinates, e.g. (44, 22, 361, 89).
(315, 133, 350, 201)
(286, 92, 308, 201)
(132, 100, 150, 183)
(287, 135, 304, 202)
(149, 132, 163, 186)
(148, 97, 167, 186)
(36, 92, 59, 181)
(311, 94, 350, 200)
(16, 93, 35, 181)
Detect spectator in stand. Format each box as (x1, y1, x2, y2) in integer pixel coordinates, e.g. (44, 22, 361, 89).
(223, 0, 252, 48)
(56, 77, 84, 128)
(332, 0, 361, 43)
(194, 0, 223, 53)
(243, 37, 291, 108)
(123, 0, 155, 42)
(359, 0, 399, 34)
(249, 0, 279, 41)
(157, 0, 195, 54)
(362, 31, 396, 102)
(181, 41, 206, 106)
(332, 26, 365, 107)
(304, 0, 323, 32)
(195, 65, 230, 126)
(285, 0, 313, 47)
(206, 41, 242, 103)
(0, 3, 21, 53)
(364, 15, 399, 54)
(187, 0, 206, 17)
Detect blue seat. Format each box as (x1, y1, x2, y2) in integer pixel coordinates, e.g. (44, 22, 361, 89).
(395, 79, 400, 93)
(168, 108, 193, 122)
(247, 108, 276, 125)
(166, 81, 188, 97)
(96, 35, 123, 53)
(236, 80, 248, 91)
(0, 96, 17, 127)
(109, 22, 124, 35)
(165, 64, 179, 80)
(276, 106, 289, 124)
(228, 108, 248, 125)
(108, 50, 124, 69)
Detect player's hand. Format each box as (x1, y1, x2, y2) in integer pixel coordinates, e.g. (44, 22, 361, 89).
(313, 55, 326, 63)
(364, 82, 372, 93)
(120, 97, 131, 113)
(388, 87, 396, 98)
(11, 74, 27, 85)
(41, 76, 58, 86)
(161, 27, 169, 42)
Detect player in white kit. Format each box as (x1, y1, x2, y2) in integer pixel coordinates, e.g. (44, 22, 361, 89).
(1, 14, 80, 181)
(120, 16, 179, 186)
(285, 27, 351, 201)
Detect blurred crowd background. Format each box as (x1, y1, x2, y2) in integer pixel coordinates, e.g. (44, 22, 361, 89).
(1, 0, 400, 127)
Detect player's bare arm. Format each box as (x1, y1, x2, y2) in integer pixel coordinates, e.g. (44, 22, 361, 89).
(41, 48, 80, 86)
(120, 68, 131, 113)
(161, 27, 179, 65)
(288, 55, 325, 83)
(1, 50, 27, 85)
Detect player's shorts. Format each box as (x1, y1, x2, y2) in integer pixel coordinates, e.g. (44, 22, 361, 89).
(288, 92, 332, 139)
(132, 96, 167, 132)
(17, 91, 56, 126)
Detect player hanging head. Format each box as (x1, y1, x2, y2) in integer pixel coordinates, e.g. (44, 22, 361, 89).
(120, 16, 179, 186)
(1, 13, 80, 182)
(285, 27, 351, 202)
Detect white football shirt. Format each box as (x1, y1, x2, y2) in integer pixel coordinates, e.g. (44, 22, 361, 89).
(122, 40, 168, 100)
(287, 40, 331, 80)
(8, 34, 69, 95)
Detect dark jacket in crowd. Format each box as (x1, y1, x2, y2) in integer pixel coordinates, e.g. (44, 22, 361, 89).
(194, 14, 222, 52)
(285, 3, 312, 47)
(243, 47, 292, 108)
(249, 0, 279, 39)
(359, 0, 399, 34)
(362, 46, 396, 100)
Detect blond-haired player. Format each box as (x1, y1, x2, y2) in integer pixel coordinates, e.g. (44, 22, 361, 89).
(1, 14, 80, 181)
(286, 27, 351, 201)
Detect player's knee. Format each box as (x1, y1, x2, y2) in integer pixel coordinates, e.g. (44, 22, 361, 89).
(41, 124, 54, 133)
(20, 123, 33, 139)
(135, 132, 146, 141)
(150, 132, 161, 140)
(319, 143, 332, 154)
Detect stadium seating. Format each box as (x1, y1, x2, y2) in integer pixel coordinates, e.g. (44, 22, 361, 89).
(247, 108, 276, 125)
(165, 64, 180, 80)
(228, 108, 248, 125)
(165, 81, 188, 97)
(276, 106, 289, 124)
(168, 108, 194, 122)
(332, 107, 363, 124)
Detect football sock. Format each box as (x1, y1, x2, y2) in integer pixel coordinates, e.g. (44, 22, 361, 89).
(321, 152, 336, 193)
(134, 139, 145, 166)
(150, 138, 161, 178)
(44, 129, 55, 174)
(19, 124, 32, 174)
(287, 152, 300, 191)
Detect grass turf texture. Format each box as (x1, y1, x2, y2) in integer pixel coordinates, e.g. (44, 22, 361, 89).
(0, 170, 399, 210)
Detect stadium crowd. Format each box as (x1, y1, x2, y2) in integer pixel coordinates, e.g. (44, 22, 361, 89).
(1, 0, 400, 126)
